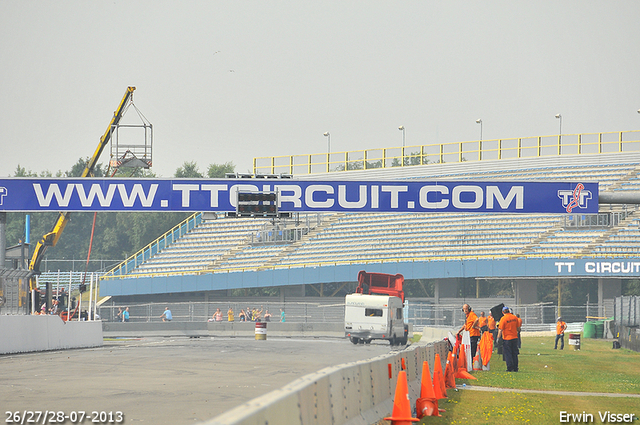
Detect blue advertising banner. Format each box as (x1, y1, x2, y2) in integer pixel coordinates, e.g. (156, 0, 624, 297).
(0, 178, 598, 214)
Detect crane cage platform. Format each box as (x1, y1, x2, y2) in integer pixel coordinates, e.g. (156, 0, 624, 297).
(108, 94, 153, 170)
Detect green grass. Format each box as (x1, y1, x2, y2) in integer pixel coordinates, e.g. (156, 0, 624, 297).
(472, 337, 640, 394)
(403, 337, 640, 424)
(432, 391, 639, 424)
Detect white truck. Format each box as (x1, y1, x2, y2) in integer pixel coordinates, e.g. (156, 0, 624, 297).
(344, 293, 407, 345)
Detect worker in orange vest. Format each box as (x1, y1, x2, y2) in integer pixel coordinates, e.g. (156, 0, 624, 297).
(488, 313, 497, 350)
(498, 306, 520, 372)
(457, 304, 481, 358)
(555, 317, 568, 350)
(478, 311, 488, 334)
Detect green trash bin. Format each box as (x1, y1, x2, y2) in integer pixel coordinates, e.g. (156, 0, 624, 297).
(595, 321, 604, 339)
(583, 321, 596, 339)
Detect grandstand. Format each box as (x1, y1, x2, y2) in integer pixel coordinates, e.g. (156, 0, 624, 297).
(100, 131, 640, 318)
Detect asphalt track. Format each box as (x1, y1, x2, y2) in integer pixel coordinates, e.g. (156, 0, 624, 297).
(1, 336, 398, 424)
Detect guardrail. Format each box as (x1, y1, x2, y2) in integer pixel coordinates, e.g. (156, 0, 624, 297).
(253, 130, 640, 175)
(103, 212, 202, 279)
(98, 301, 608, 332)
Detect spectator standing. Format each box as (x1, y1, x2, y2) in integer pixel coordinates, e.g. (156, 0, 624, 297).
(116, 307, 123, 322)
(239, 309, 246, 322)
(497, 306, 520, 372)
(123, 307, 130, 322)
(227, 307, 234, 322)
(264, 310, 271, 322)
(160, 307, 172, 322)
(457, 304, 481, 358)
(280, 308, 286, 322)
(555, 317, 568, 350)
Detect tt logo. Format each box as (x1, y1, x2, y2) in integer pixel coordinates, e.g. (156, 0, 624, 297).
(557, 183, 592, 213)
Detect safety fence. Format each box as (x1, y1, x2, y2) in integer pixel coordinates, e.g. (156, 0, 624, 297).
(615, 296, 640, 327)
(253, 130, 640, 175)
(407, 302, 614, 332)
(99, 300, 612, 332)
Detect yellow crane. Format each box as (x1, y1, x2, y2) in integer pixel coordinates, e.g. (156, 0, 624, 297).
(29, 87, 136, 291)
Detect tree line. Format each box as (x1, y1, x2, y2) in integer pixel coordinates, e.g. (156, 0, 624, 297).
(5, 159, 234, 273)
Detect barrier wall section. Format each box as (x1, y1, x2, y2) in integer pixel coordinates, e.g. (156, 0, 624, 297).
(203, 339, 448, 425)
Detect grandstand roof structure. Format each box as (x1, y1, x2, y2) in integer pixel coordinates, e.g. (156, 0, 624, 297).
(101, 143, 640, 299)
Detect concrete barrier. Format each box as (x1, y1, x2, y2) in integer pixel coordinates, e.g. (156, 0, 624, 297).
(102, 321, 346, 338)
(202, 339, 448, 425)
(0, 315, 103, 354)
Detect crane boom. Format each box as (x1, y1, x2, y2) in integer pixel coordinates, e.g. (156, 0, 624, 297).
(28, 87, 136, 289)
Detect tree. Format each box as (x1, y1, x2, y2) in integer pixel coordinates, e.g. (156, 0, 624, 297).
(67, 157, 105, 177)
(207, 162, 235, 178)
(175, 161, 203, 178)
(14, 165, 37, 177)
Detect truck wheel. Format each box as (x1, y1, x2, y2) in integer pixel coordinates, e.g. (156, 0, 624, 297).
(350, 337, 359, 345)
(400, 336, 408, 345)
(364, 339, 372, 344)
(389, 336, 396, 346)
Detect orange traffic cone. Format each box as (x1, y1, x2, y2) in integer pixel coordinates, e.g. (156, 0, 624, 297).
(416, 361, 440, 418)
(433, 354, 447, 399)
(444, 351, 456, 389)
(458, 345, 467, 371)
(384, 370, 419, 424)
(455, 345, 477, 380)
(473, 352, 482, 371)
(452, 345, 459, 371)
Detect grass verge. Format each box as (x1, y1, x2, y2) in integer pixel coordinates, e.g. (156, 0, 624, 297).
(389, 336, 640, 424)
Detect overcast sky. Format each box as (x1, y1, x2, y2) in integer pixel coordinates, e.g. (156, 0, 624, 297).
(1, 1, 639, 178)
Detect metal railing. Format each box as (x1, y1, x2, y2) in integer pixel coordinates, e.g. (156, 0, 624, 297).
(98, 300, 611, 332)
(99, 300, 343, 323)
(406, 302, 612, 331)
(615, 296, 639, 327)
(253, 130, 640, 176)
(563, 211, 631, 228)
(103, 212, 202, 279)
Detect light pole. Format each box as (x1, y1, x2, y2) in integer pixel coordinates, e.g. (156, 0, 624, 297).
(555, 114, 563, 151)
(398, 126, 405, 166)
(476, 119, 483, 161)
(323, 132, 331, 172)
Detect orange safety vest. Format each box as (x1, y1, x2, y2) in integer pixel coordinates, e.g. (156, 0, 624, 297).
(556, 321, 567, 335)
(465, 311, 480, 337)
(478, 316, 488, 328)
(488, 316, 496, 330)
(498, 313, 519, 340)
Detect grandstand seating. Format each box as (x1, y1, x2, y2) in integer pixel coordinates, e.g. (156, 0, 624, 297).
(112, 152, 640, 277)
